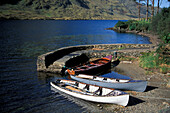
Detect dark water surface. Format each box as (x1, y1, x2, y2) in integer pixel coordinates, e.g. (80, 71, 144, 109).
(0, 20, 151, 113)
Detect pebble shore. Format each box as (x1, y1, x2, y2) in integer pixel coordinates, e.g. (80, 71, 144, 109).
(97, 61, 170, 112)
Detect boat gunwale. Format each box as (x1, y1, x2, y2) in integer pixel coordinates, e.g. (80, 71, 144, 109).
(75, 74, 131, 81)
(71, 74, 147, 84)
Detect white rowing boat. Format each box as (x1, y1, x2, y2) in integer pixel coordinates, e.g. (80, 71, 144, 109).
(50, 79, 129, 106)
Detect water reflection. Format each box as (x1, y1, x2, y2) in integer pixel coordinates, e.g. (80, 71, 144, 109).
(37, 72, 108, 112)
(37, 72, 63, 84)
(51, 87, 108, 113)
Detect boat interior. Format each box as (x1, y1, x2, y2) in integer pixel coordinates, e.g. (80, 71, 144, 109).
(73, 57, 110, 70)
(53, 80, 125, 96)
(76, 74, 130, 83)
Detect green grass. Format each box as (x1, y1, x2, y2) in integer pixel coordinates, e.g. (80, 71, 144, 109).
(139, 52, 159, 69)
(139, 52, 170, 74)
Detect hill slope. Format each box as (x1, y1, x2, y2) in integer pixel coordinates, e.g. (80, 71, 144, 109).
(0, 0, 152, 20)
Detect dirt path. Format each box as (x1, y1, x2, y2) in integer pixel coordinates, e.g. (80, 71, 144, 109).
(100, 61, 170, 112)
(113, 61, 147, 80)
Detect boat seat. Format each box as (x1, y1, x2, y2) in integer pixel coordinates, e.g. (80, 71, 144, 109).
(78, 83, 86, 90)
(83, 84, 89, 90)
(119, 79, 129, 83)
(105, 91, 114, 96)
(94, 77, 104, 81)
(107, 78, 118, 83)
(93, 87, 102, 96)
(89, 85, 100, 93)
(105, 90, 122, 96)
(102, 88, 113, 96)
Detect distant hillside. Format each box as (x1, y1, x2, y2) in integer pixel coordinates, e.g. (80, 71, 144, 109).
(0, 0, 152, 20)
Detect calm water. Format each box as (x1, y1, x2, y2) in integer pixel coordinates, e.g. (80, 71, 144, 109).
(0, 20, 151, 113)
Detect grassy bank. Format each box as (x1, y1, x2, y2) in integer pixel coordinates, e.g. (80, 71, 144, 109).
(114, 7, 170, 74)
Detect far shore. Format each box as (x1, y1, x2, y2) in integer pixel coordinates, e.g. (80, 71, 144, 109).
(106, 27, 161, 46)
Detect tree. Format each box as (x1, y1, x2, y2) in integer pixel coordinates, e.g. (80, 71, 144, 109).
(150, 0, 155, 18)
(133, 0, 142, 20)
(157, 0, 160, 13)
(146, 0, 149, 21)
(157, 0, 163, 14)
(138, 0, 141, 20)
(133, 0, 148, 20)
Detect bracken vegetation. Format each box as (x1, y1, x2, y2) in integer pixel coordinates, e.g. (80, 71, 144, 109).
(140, 8, 170, 74)
(114, 20, 151, 32)
(114, 7, 170, 74)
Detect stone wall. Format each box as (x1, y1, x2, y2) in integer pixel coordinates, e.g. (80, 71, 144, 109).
(37, 44, 153, 73)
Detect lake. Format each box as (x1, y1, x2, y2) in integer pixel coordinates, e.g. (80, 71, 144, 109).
(0, 20, 151, 113)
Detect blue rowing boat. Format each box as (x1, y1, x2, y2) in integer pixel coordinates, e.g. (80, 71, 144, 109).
(67, 69, 147, 92)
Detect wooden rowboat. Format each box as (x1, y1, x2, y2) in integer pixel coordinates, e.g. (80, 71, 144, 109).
(66, 55, 112, 74)
(50, 79, 129, 106)
(67, 70, 147, 92)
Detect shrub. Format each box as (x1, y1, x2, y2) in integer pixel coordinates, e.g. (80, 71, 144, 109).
(156, 44, 170, 65)
(151, 7, 170, 43)
(162, 34, 170, 43)
(129, 23, 136, 30)
(160, 65, 169, 74)
(115, 21, 128, 29)
(115, 20, 151, 32)
(139, 52, 160, 69)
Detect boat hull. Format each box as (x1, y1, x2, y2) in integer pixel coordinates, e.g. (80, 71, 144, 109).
(71, 75, 147, 92)
(50, 82, 129, 106)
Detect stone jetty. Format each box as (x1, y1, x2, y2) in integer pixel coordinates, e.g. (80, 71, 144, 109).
(37, 44, 155, 74)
